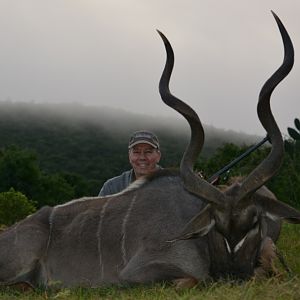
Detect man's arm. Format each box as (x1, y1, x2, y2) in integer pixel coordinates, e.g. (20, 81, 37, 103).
(98, 181, 114, 196)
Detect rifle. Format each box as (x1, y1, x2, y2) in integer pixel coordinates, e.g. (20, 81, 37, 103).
(208, 135, 270, 185)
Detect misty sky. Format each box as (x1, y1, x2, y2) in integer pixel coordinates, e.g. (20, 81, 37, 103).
(0, 1, 299, 135)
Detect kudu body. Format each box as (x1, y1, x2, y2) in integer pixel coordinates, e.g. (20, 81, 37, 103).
(1, 12, 300, 288)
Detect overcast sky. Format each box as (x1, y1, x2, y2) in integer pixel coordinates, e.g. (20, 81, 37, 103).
(0, 1, 299, 135)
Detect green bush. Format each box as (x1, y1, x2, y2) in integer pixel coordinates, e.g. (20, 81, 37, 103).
(0, 188, 36, 226)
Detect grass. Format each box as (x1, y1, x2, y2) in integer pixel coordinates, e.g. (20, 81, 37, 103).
(1, 224, 300, 300)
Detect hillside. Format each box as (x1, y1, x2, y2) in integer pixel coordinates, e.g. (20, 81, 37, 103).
(0, 101, 261, 186)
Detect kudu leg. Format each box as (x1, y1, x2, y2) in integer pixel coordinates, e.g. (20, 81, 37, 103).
(120, 243, 209, 285)
(0, 206, 51, 287)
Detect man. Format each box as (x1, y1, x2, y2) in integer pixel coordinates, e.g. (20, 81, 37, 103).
(99, 130, 161, 196)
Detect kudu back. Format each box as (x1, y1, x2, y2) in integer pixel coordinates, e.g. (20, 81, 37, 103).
(1, 12, 300, 288)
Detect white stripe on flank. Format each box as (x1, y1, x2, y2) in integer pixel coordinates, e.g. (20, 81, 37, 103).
(97, 197, 112, 281)
(121, 194, 137, 265)
(44, 207, 56, 284)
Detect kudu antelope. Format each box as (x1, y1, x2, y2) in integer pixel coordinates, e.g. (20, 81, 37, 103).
(0, 12, 300, 289)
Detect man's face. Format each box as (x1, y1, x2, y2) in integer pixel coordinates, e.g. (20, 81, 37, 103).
(129, 143, 161, 179)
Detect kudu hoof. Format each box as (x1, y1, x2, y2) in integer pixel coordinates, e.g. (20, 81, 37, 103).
(173, 277, 198, 289)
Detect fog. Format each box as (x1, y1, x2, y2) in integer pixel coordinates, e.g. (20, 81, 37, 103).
(0, 1, 299, 135)
(0, 101, 262, 158)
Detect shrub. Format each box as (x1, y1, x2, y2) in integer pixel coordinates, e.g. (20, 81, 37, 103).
(0, 188, 36, 226)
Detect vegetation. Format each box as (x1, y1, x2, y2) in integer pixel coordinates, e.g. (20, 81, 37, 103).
(281, 118, 300, 208)
(0, 188, 36, 226)
(195, 118, 300, 209)
(0, 101, 260, 186)
(0, 146, 86, 210)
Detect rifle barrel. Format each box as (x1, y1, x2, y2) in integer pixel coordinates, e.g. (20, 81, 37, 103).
(208, 135, 269, 184)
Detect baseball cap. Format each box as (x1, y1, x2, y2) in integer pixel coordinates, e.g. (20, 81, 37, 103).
(128, 130, 160, 149)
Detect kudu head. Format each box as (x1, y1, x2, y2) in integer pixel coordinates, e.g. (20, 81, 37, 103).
(158, 11, 300, 279)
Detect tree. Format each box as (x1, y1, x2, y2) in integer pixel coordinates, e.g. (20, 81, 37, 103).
(271, 117, 300, 208)
(0, 146, 76, 207)
(36, 173, 75, 207)
(0, 146, 41, 199)
(196, 143, 270, 184)
(196, 136, 300, 209)
(285, 117, 300, 159)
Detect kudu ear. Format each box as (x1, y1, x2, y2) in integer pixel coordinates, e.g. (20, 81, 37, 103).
(254, 189, 300, 224)
(168, 204, 215, 242)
